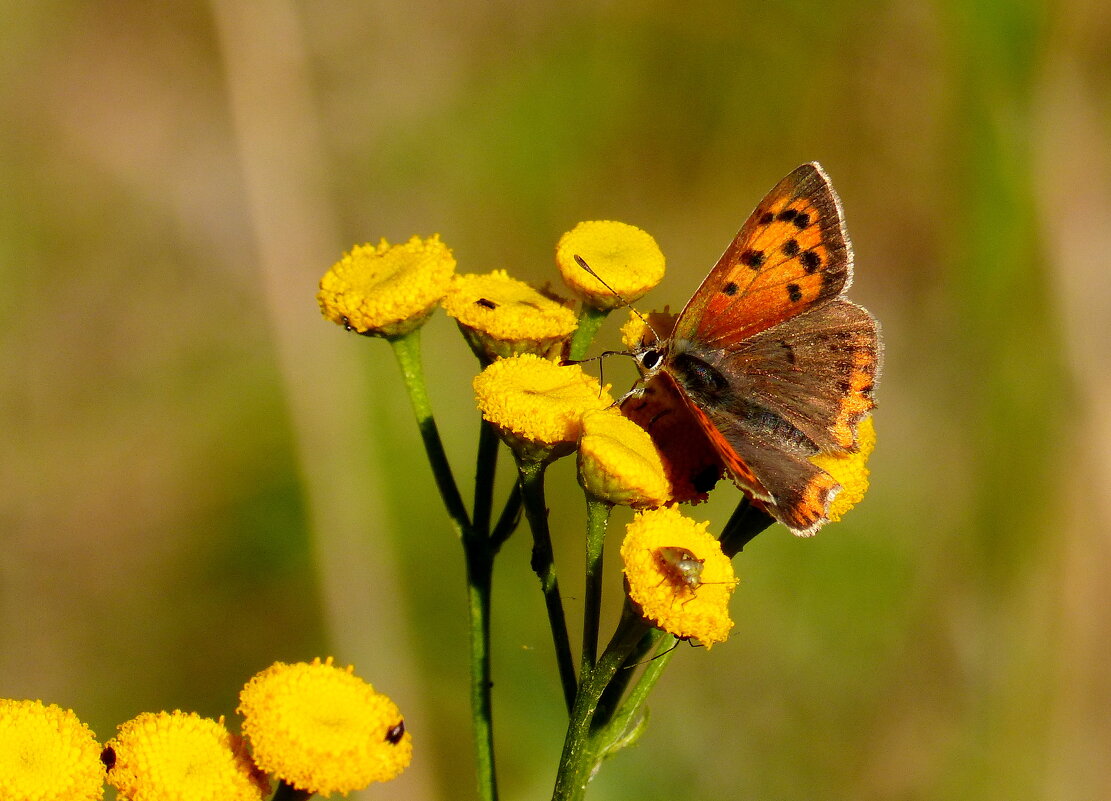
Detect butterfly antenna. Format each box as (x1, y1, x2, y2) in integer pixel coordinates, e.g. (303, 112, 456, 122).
(562, 349, 636, 399)
(573, 254, 661, 344)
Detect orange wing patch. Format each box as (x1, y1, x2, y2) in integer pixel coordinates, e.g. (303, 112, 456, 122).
(835, 364, 875, 448)
(674, 163, 852, 348)
(827, 330, 880, 451)
(808, 299, 881, 453)
(757, 466, 841, 537)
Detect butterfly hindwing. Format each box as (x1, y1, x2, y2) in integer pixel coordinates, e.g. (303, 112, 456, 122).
(673, 162, 852, 347)
(720, 299, 881, 453)
(708, 412, 841, 536)
(662, 299, 879, 534)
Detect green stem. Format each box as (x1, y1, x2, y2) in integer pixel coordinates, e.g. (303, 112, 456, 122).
(551, 609, 652, 801)
(473, 420, 499, 536)
(389, 330, 471, 534)
(388, 331, 496, 799)
(490, 485, 522, 552)
(599, 630, 674, 741)
(593, 627, 663, 728)
(568, 305, 611, 362)
(517, 459, 577, 712)
(580, 498, 612, 678)
(464, 539, 498, 801)
(718, 496, 776, 558)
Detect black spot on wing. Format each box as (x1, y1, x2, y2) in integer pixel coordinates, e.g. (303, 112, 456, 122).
(740, 249, 765, 269)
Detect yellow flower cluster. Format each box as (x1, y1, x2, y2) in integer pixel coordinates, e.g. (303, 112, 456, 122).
(0, 658, 409, 801)
(556, 221, 666, 309)
(0, 699, 105, 801)
(810, 415, 877, 522)
(239, 657, 412, 796)
(106, 712, 268, 801)
(318, 234, 456, 337)
(474, 354, 612, 462)
(318, 220, 666, 338)
(578, 409, 670, 507)
(620, 506, 736, 647)
(442, 270, 577, 362)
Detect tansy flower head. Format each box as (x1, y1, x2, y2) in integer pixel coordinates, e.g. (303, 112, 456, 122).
(105, 711, 268, 801)
(473, 354, 613, 462)
(578, 409, 670, 507)
(621, 506, 736, 647)
(442, 270, 577, 363)
(318, 234, 456, 337)
(810, 415, 877, 522)
(620, 374, 723, 504)
(238, 657, 412, 796)
(0, 699, 105, 801)
(556, 221, 665, 310)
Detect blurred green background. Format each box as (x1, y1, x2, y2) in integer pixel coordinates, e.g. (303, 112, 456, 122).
(3, 1, 1109, 799)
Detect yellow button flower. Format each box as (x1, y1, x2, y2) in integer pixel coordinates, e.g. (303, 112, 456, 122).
(0, 699, 105, 801)
(556, 221, 665, 310)
(620, 506, 736, 648)
(619, 374, 724, 505)
(238, 657, 412, 796)
(473, 354, 613, 462)
(318, 234, 456, 337)
(810, 415, 877, 522)
(442, 270, 577, 362)
(578, 409, 670, 507)
(105, 711, 268, 801)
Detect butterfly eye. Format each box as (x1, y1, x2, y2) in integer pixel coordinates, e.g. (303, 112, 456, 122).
(639, 349, 663, 371)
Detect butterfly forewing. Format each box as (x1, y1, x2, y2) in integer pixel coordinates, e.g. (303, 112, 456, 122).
(673, 162, 852, 348)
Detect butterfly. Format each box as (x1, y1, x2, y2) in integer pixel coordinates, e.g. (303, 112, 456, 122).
(621, 163, 882, 536)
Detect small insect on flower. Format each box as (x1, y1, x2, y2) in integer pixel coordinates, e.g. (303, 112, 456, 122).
(654, 546, 738, 608)
(621, 507, 737, 646)
(654, 546, 705, 590)
(385, 721, 406, 745)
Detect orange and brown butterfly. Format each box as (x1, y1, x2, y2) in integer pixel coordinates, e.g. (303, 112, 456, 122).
(621, 162, 882, 536)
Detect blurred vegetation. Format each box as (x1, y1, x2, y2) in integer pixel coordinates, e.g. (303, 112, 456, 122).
(2, 1, 1109, 799)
